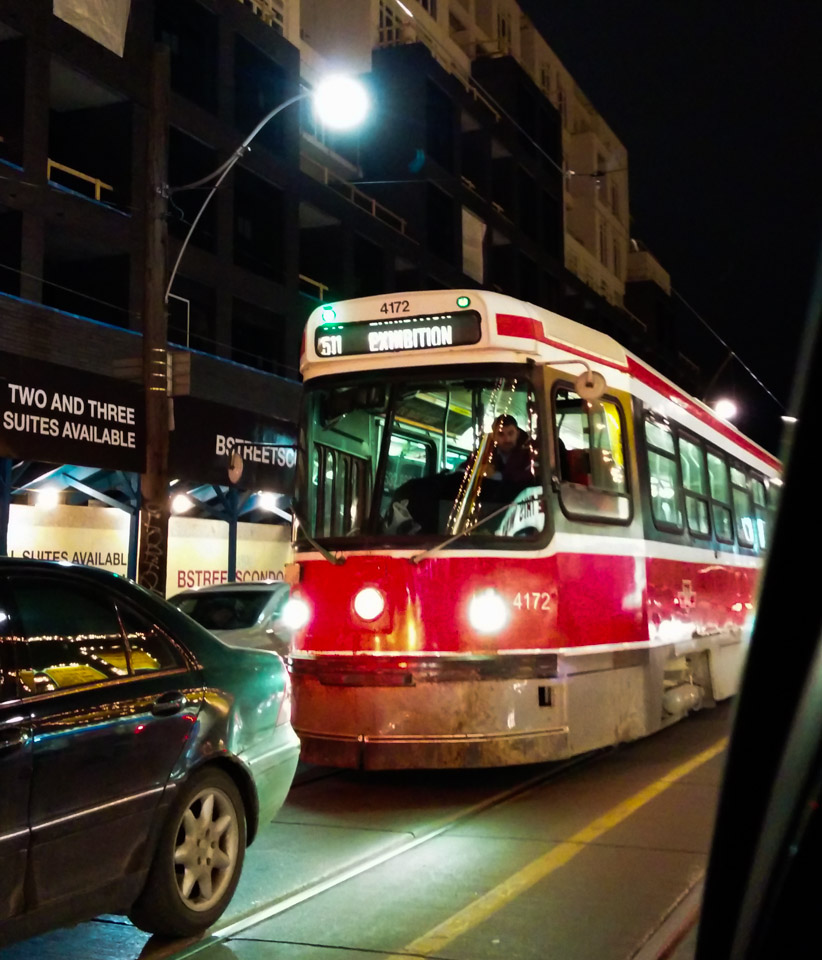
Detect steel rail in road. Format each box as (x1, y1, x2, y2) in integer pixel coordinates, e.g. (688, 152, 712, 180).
(166, 750, 606, 960)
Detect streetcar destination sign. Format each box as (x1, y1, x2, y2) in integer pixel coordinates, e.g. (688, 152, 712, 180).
(315, 311, 481, 357)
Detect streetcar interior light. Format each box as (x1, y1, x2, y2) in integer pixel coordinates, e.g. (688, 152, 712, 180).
(468, 589, 508, 634)
(456, 295, 471, 308)
(353, 587, 385, 621)
(282, 597, 311, 630)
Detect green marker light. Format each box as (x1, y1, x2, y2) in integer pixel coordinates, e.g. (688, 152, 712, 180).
(321, 304, 337, 322)
(456, 295, 471, 308)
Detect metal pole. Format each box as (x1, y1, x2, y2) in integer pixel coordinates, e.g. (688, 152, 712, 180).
(137, 45, 171, 595)
(0, 458, 11, 555)
(227, 486, 238, 582)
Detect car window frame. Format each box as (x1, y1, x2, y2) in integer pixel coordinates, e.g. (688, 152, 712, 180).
(1, 570, 193, 702)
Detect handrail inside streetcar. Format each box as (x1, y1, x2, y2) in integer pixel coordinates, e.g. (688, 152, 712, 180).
(408, 494, 545, 564)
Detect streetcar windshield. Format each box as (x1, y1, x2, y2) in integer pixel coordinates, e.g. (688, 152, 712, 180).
(296, 365, 546, 546)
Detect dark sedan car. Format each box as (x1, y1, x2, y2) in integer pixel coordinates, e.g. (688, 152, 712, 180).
(0, 559, 300, 947)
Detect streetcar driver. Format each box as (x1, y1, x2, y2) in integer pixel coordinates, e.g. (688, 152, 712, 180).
(480, 414, 533, 486)
(383, 416, 536, 536)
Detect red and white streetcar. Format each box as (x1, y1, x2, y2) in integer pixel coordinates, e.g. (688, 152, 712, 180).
(283, 289, 779, 769)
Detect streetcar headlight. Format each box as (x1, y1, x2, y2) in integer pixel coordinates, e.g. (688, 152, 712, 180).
(281, 597, 311, 630)
(468, 589, 509, 634)
(353, 587, 385, 622)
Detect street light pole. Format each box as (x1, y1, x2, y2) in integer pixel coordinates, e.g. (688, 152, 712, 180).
(137, 45, 171, 594)
(136, 73, 369, 594)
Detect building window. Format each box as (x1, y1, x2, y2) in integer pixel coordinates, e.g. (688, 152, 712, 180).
(599, 223, 608, 266)
(497, 12, 511, 52)
(611, 182, 620, 217)
(613, 240, 620, 277)
(232, 298, 284, 374)
(461, 207, 486, 282)
(233, 168, 285, 281)
(154, 0, 218, 113)
(420, 0, 437, 18)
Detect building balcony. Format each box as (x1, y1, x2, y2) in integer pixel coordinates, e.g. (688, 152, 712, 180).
(627, 247, 671, 295)
(565, 233, 625, 308)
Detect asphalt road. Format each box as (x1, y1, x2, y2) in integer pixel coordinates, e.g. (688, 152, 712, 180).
(1, 702, 732, 960)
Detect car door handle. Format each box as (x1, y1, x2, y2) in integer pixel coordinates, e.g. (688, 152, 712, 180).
(151, 692, 187, 717)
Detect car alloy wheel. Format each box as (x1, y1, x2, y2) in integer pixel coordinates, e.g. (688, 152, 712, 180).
(173, 782, 241, 911)
(129, 767, 247, 937)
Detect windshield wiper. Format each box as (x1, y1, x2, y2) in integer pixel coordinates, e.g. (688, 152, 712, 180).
(293, 512, 345, 565)
(409, 494, 543, 564)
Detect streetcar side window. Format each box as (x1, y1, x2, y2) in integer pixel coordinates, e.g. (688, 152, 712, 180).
(553, 386, 630, 524)
(678, 434, 711, 538)
(767, 478, 781, 514)
(730, 462, 756, 548)
(644, 418, 684, 531)
(750, 474, 769, 550)
(706, 450, 735, 544)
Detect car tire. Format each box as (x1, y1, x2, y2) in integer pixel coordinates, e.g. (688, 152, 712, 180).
(129, 767, 247, 937)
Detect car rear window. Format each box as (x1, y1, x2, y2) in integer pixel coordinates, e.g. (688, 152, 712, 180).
(171, 589, 278, 631)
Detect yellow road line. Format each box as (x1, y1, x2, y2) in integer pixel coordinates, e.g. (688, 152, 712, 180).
(385, 737, 728, 960)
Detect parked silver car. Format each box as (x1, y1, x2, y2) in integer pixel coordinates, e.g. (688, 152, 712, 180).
(169, 581, 292, 655)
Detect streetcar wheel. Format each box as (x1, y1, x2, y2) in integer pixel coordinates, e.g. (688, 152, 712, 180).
(129, 768, 246, 937)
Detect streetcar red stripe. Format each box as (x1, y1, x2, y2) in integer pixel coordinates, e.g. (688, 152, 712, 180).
(494, 313, 779, 471)
(627, 356, 781, 470)
(495, 313, 629, 372)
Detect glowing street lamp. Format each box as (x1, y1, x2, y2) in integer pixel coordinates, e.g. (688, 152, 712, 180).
(313, 75, 370, 130)
(713, 398, 738, 421)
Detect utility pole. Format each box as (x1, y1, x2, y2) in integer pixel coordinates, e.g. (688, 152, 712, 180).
(137, 45, 171, 595)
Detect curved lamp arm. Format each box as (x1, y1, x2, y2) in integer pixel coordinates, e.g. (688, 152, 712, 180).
(164, 90, 310, 304)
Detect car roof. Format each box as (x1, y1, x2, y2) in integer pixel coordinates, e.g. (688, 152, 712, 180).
(172, 581, 288, 595)
(0, 557, 121, 581)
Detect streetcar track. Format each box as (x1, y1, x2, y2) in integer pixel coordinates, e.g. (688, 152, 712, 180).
(167, 749, 607, 959)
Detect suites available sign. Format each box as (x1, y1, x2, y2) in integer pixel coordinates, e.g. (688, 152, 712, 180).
(0, 354, 145, 472)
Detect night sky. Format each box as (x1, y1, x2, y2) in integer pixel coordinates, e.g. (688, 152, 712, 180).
(517, 0, 822, 454)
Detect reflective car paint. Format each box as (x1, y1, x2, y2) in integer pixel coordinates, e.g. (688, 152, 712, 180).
(0, 560, 299, 947)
